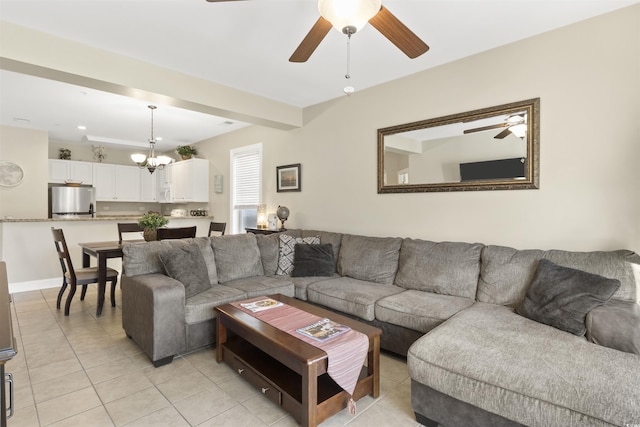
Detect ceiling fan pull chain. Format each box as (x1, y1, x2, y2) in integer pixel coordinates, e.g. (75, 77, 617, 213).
(344, 31, 355, 95)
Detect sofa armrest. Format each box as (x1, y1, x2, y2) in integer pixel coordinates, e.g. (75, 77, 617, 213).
(121, 273, 186, 365)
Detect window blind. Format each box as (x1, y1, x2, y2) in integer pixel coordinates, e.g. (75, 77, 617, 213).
(231, 144, 262, 209)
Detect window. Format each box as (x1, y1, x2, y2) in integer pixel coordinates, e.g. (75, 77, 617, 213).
(230, 143, 262, 234)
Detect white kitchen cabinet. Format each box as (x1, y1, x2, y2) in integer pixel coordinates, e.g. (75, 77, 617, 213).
(48, 159, 94, 184)
(156, 165, 173, 203)
(93, 164, 141, 201)
(170, 159, 209, 202)
(140, 169, 157, 202)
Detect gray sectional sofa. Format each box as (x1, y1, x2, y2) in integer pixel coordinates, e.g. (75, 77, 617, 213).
(120, 230, 640, 427)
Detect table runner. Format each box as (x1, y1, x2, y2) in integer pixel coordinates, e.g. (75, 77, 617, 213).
(231, 297, 370, 414)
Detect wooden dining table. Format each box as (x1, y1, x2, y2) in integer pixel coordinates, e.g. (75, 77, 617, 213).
(78, 240, 142, 316)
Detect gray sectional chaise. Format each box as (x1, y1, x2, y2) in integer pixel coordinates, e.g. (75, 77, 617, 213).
(120, 230, 640, 427)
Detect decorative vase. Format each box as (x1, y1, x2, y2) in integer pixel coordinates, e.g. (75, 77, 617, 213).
(181, 155, 192, 160)
(143, 228, 157, 242)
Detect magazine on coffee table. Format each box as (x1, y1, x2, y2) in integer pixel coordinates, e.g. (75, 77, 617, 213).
(297, 318, 351, 342)
(241, 298, 283, 313)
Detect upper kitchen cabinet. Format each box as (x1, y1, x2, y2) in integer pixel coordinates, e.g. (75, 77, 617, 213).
(140, 168, 157, 202)
(171, 158, 209, 202)
(48, 159, 94, 184)
(93, 164, 141, 201)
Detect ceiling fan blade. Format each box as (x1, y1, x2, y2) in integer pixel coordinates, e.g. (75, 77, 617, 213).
(369, 6, 429, 59)
(289, 17, 333, 63)
(494, 128, 512, 139)
(463, 123, 509, 134)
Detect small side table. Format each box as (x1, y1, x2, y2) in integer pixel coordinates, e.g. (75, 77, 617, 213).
(245, 228, 280, 235)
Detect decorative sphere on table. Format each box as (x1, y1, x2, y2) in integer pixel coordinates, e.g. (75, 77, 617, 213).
(276, 205, 289, 231)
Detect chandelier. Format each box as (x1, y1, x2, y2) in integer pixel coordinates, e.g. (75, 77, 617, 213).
(131, 105, 172, 174)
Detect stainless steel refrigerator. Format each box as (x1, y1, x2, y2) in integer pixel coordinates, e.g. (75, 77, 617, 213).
(49, 185, 96, 218)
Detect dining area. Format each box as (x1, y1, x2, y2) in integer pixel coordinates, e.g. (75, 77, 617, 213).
(0, 216, 220, 314)
(49, 220, 227, 317)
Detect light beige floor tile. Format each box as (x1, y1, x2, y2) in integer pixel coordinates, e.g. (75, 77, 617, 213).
(143, 357, 196, 386)
(26, 347, 78, 370)
(47, 406, 115, 427)
(20, 328, 66, 346)
(14, 300, 51, 313)
(121, 406, 189, 427)
(12, 290, 46, 302)
(36, 386, 102, 426)
(10, 370, 34, 410)
(270, 414, 300, 427)
(28, 357, 84, 385)
(32, 370, 92, 404)
(6, 402, 39, 427)
(173, 385, 237, 426)
(197, 404, 268, 427)
(155, 370, 216, 404)
(105, 387, 170, 426)
(125, 351, 154, 369)
(380, 353, 410, 384)
(94, 371, 154, 404)
(75, 345, 129, 370)
(242, 393, 289, 425)
(216, 375, 260, 402)
(85, 356, 142, 385)
(343, 399, 419, 427)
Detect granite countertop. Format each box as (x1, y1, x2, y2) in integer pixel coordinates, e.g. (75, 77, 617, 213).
(0, 215, 214, 223)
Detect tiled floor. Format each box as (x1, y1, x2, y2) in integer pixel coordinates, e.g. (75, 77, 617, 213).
(6, 287, 421, 426)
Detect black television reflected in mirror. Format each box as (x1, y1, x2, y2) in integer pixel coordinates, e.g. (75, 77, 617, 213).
(459, 157, 526, 182)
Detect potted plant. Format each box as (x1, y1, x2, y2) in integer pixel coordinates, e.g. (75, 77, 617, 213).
(176, 145, 198, 160)
(138, 211, 168, 241)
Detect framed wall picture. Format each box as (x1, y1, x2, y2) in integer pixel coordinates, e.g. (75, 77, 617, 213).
(276, 163, 301, 192)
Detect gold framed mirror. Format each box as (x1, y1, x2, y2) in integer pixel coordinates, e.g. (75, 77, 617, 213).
(377, 98, 539, 193)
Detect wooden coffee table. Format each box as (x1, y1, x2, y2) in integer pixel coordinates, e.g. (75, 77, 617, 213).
(215, 294, 382, 427)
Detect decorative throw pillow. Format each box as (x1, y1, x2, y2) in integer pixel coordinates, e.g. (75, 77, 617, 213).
(159, 243, 211, 298)
(276, 234, 320, 276)
(291, 244, 335, 277)
(586, 299, 640, 355)
(515, 259, 621, 336)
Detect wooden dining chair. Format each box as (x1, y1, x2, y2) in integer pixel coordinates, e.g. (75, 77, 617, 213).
(117, 222, 144, 244)
(51, 227, 119, 316)
(208, 221, 226, 237)
(156, 226, 197, 240)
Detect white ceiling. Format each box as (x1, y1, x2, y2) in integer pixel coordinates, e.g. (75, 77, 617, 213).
(0, 0, 636, 151)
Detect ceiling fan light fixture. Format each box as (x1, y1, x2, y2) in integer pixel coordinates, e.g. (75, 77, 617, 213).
(318, 0, 382, 33)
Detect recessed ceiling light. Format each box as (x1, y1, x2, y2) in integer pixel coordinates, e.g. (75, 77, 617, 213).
(77, 125, 87, 130)
(156, 137, 163, 141)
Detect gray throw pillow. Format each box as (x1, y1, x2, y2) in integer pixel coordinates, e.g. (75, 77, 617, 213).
(515, 259, 621, 336)
(159, 244, 211, 298)
(291, 244, 335, 277)
(276, 234, 320, 276)
(586, 299, 640, 355)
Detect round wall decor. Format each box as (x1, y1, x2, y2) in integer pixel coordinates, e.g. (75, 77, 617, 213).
(0, 161, 25, 187)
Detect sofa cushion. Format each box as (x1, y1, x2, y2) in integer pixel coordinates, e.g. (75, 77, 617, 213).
(395, 239, 483, 299)
(276, 234, 320, 276)
(122, 240, 188, 277)
(338, 234, 402, 285)
(284, 275, 339, 301)
(221, 276, 295, 299)
(515, 259, 620, 336)
(478, 245, 640, 306)
(307, 277, 404, 321)
(376, 290, 474, 333)
(407, 302, 640, 427)
(192, 237, 218, 285)
(211, 234, 264, 283)
(255, 233, 280, 276)
(291, 244, 335, 277)
(184, 285, 247, 325)
(301, 230, 343, 271)
(159, 244, 212, 298)
(586, 299, 640, 355)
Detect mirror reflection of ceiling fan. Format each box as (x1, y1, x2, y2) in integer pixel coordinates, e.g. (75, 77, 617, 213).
(206, 0, 429, 63)
(463, 114, 527, 139)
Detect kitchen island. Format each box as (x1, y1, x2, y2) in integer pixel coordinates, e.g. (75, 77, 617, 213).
(0, 216, 213, 293)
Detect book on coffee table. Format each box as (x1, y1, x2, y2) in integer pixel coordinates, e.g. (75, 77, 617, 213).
(297, 318, 351, 342)
(241, 298, 283, 312)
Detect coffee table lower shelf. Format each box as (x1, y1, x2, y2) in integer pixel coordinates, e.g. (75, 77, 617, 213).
(221, 336, 372, 425)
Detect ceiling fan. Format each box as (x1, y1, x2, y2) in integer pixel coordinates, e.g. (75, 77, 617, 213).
(206, 0, 429, 63)
(464, 114, 527, 139)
